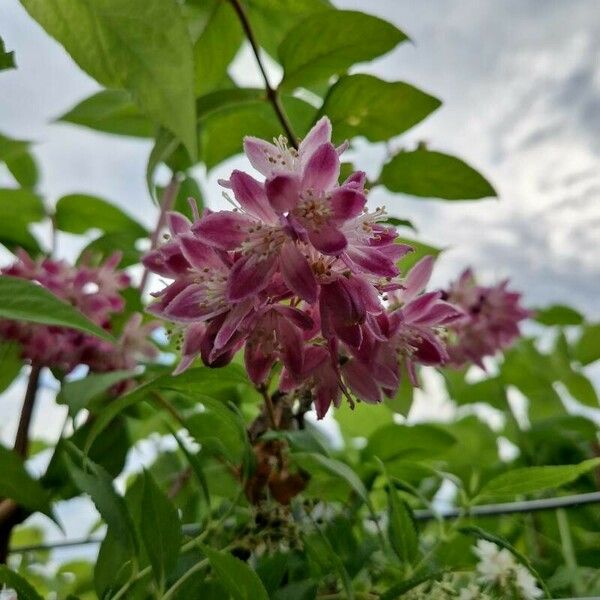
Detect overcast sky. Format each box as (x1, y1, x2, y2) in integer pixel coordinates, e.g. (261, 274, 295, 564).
(1, 0, 599, 555)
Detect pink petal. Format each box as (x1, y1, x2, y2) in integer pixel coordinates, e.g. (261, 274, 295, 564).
(308, 223, 347, 255)
(342, 171, 366, 189)
(403, 256, 434, 301)
(299, 116, 332, 157)
(179, 235, 223, 272)
(245, 343, 275, 385)
(164, 284, 217, 321)
(274, 305, 314, 330)
(330, 188, 366, 221)
(280, 241, 317, 303)
(227, 254, 277, 301)
(265, 174, 300, 214)
(301, 143, 340, 192)
(276, 315, 304, 378)
(402, 292, 441, 322)
(343, 360, 382, 404)
(345, 245, 398, 277)
(193, 211, 250, 250)
(243, 136, 279, 176)
(167, 211, 191, 235)
(229, 170, 278, 223)
(214, 299, 255, 350)
(412, 328, 448, 365)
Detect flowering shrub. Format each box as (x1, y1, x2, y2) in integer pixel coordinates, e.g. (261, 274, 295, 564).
(0, 1, 599, 599)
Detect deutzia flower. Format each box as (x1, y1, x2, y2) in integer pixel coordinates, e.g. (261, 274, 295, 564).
(473, 539, 516, 585)
(0, 587, 17, 600)
(515, 564, 543, 599)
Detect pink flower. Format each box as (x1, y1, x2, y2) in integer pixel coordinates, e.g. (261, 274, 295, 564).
(442, 269, 531, 367)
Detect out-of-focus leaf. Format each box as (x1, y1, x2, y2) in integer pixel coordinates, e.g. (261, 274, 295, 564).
(380, 148, 496, 200)
(365, 424, 456, 462)
(0, 566, 43, 600)
(193, 1, 242, 95)
(55, 194, 147, 237)
(0, 341, 22, 394)
(0, 444, 52, 516)
(20, 0, 197, 158)
(334, 399, 394, 439)
(561, 370, 599, 407)
(534, 304, 584, 326)
(77, 231, 142, 268)
(0, 275, 114, 342)
(141, 471, 181, 591)
(200, 544, 269, 600)
(320, 74, 440, 143)
(57, 370, 134, 417)
(395, 237, 442, 273)
(382, 217, 416, 232)
(387, 484, 418, 564)
(0, 37, 15, 72)
(57, 89, 155, 137)
(0, 188, 45, 253)
(200, 96, 316, 169)
(0, 133, 38, 188)
(85, 365, 248, 452)
(279, 10, 407, 91)
(573, 323, 600, 366)
(478, 457, 600, 499)
(247, 0, 330, 58)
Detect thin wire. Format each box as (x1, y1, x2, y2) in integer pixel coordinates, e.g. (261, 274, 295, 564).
(9, 491, 600, 554)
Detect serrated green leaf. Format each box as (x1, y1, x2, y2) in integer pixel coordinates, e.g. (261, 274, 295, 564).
(534, 304, 584, 326)
(381, 148, 496, 200)
(279, 10, 407, 91)
(201, 544, 269, 600)
(57, 89, 155, 137)
(479, 457, 600, 499)
(141, 471, 181, 591)
(55, 193, 146, 237)
(0, 566, 43, 600)
(20, 0, 197, 158)
(320, 74, 440, 143)
(0, 275, 114, 342)
(0, 444, 52, 516)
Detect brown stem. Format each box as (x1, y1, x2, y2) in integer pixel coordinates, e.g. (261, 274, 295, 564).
(14, 363, 42, 458)
(228, 0, 299, 148)
(139, 173, 180, 294)
(258, 385, 278, 430)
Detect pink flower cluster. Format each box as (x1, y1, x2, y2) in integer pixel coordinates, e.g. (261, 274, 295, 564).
(0, 250, 157, 374)
(145, 118, 464, 418)
(442, 269, 531, 368)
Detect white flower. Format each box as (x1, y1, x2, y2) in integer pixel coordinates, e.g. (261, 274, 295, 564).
(515, 564, 543, 599)
(473, 539, 516, 584)
(458, 583, 482, 600)
(0, 587, 17, 600)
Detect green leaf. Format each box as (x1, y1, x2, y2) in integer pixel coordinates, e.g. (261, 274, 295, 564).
(0, 341, 22, 394)
(6, 153, 39, 189)
(141, 471, 181, 591)
(365, 424, 457, 462)
(193, 1, 242, 96)
(247, 0, 331, 59)
(200, 96, 316, 169)
(320, 74, 440, 143)
(77, 231, 142, 268)
(57, 370, 134, 417)
(382, 217, 416, 232)
(479, 457, 600, 499)
(20, 0, 197, 158)
(380, 148, 496, 200)
(292, 452, 372, 508)
(57, 89, 155, 137)
(64, 443, 138, 555)
(55, 193, 147, 237)
(396, 237, 442, 273)
(0, 444, 52, 516)
(0, 37, 15, 72)
(279, 10, 408, 91)
(573, 323, 600, 366)
(561, 370, 599, 407)
(0, 566, 43, 600)
(387, 484, 418, 564)
(85, 365, 249, 452)
(534, 304, 584, 326)
(201, 545, 269, 600)
(0, 188, 45, 253)
(0, 275, 114, 342)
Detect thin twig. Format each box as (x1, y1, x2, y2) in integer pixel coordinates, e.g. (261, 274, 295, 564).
(14, 363, 42, 457)
(258, 385, 278, 430)
(228, 0, 299, 148)
(138, 173, 180, 295)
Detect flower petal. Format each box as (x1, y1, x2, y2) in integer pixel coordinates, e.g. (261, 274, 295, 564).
(301, 143, 340, 192)
(229, 170, 278, 223)
(265, 174, 300, 214)
(280, 241, 317, 303)
(403, 256, 434, 302)
(227, 254, 277, 301)
(299, 116, 332, 158)
(345, 245, 398, 277)
(193, 211, 250, 250)
(243, 136, 279, 176)
(214, 299, 255, 350)
(179, 234, 224, 272)
(166, 211, 191, 235)
(308, 222, 347, 255)
(164, 284, 221, 321)
(330, 188, 366, 221)
(343, 360, 382, 404)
